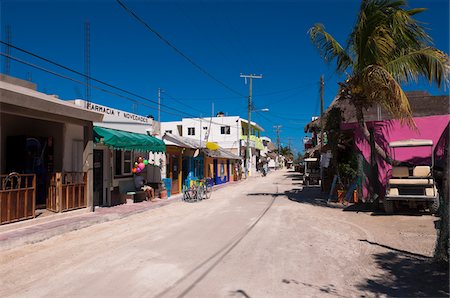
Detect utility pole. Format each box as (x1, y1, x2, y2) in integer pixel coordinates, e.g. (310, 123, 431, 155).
(287, 137, 293, 151)
(320, 75, 325, 191)
(274, 125, 282, 169)
(320, 75, 324, 151)
(240, 73, 262, 178)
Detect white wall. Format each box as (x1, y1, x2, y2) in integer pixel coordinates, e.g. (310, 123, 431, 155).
(160, 121, 182, 136)
(182, 116, 241, 151)
(63, 123, 84, 172)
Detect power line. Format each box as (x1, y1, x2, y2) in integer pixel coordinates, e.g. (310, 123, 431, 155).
(0, 41, 213, 120)
(115, 0, 245, 98)
(0, 53, 188, 116)
(3, 25, 11, 75)
(163, 91, 210, 115)
(164, 81, 318, 101)
(1, 52, 256, 136)
(0, 44, 274, 136)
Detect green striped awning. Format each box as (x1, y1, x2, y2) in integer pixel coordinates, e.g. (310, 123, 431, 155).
(93, 126, 166, 152)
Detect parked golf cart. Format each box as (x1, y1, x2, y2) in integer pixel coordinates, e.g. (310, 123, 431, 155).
(384, 139, 439, 214)
(303, 157, 320, 186)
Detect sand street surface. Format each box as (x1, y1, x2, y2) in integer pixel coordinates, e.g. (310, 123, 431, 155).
(0, 169, 448, 297)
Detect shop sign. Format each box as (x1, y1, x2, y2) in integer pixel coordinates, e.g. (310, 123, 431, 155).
(85, 102, 150, 124)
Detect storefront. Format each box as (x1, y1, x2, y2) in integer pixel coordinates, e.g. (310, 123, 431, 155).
(166, 146, 182, 195)
(163, 133, 241, 189)
(73, 100, 166, 206)
(0, 76, 103, 224)
(204, 148, 240, 185)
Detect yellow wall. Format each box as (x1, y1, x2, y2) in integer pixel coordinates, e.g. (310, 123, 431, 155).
(204, 156, 214, 179)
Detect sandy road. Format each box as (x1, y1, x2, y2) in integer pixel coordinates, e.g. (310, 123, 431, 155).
(0, 169, 447, 297)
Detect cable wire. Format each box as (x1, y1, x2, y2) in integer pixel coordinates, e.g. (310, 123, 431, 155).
(115, 0, 245, 98)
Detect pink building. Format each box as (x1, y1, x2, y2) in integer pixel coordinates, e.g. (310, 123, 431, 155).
(339, 92, 449, 201)
(343, 114, 449, 200)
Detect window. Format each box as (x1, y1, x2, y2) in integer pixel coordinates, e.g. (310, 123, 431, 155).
(123, 151, 132, 174)
(221, 126, 231, 135)
(114, 150, 122, 175)
(203, 126, 208, 130)
(188, 127, 195, 135)
(165, 130, 172, 134)
(114, 150, 132, 176)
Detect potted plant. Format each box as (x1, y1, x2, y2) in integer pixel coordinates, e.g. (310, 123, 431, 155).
(336, 151, 358, 203)
(159, 181, 168, 199)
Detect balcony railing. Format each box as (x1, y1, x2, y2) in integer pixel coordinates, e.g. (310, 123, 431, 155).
(240, 135, 264, 150)
(47, 172, 87, 213)
(0, 173, 35, 225)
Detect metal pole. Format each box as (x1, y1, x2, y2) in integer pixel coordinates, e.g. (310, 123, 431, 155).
(84, 20, 91, 103)
(273, 125, 282, 169)
(320, 75, 324, 151)
(158, 88, 161, 133)
(247, 77, 252, 178)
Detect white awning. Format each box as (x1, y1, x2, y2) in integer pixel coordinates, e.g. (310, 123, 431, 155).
(304, 158, 318, 162)
(389, 139, 433, 148)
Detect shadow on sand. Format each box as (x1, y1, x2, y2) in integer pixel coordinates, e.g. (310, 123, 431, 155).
(282, 170, 449, 297)
(356, 246, 449, 297)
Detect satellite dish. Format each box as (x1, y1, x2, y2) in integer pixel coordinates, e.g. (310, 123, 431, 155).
(193, 149, 200, 157)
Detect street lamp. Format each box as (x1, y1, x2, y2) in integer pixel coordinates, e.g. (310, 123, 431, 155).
(240, 73, 263, 179)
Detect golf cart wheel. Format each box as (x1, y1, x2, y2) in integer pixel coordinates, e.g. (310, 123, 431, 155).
(429, 197, 440, 215)
(383, 200, 395, 214)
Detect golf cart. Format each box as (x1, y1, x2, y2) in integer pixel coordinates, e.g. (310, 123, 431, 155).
(384, 139, 439, 214)
(303, 157, 320, 186)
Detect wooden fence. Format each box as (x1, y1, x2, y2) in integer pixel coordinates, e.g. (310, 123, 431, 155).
(0, 173, 35, 225)
(47, 172, 87, 213)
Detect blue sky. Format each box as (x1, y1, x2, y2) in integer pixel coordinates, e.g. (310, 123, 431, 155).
(1, 0, 449, 154)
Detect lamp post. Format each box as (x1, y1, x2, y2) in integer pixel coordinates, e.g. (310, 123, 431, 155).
(240, 74, 263, 179)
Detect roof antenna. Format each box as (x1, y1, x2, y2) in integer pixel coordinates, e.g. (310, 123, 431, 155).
(84, 20, 91, 103)
(3, 25, 11, 75)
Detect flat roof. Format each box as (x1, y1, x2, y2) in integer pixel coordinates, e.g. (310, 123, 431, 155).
(239, 118, 264, 132)
(0, 81, 103, 123)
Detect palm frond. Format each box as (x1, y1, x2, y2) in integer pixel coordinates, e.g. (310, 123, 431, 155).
(350, 0, 430, 71)
(308, 24, 353, 72)
(361, 65, 415, 127)
(385, 47, 450, 87)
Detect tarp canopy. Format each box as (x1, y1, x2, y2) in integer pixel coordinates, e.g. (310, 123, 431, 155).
(94, 126, 166, 152)
(203, 148, 241, 160)
(163, 133, 241, 160)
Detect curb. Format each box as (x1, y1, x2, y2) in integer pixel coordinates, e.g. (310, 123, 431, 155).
(0, 173, 275, 252)
(0, 195, 182, 252)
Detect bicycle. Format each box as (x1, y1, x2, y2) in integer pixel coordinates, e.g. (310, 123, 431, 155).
(198, 178, 213, 200)
(182, 178, 213, 202)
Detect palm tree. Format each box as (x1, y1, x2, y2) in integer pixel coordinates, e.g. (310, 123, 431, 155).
(309, 0, 449, 164)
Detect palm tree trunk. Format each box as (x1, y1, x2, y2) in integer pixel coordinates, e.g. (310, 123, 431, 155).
(433, 135, 449, 264)
(434, 167, 450, 264)
(355, 107, 394, 165)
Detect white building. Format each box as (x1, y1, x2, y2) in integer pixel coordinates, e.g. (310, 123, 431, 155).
(161, 115, 264, 176)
